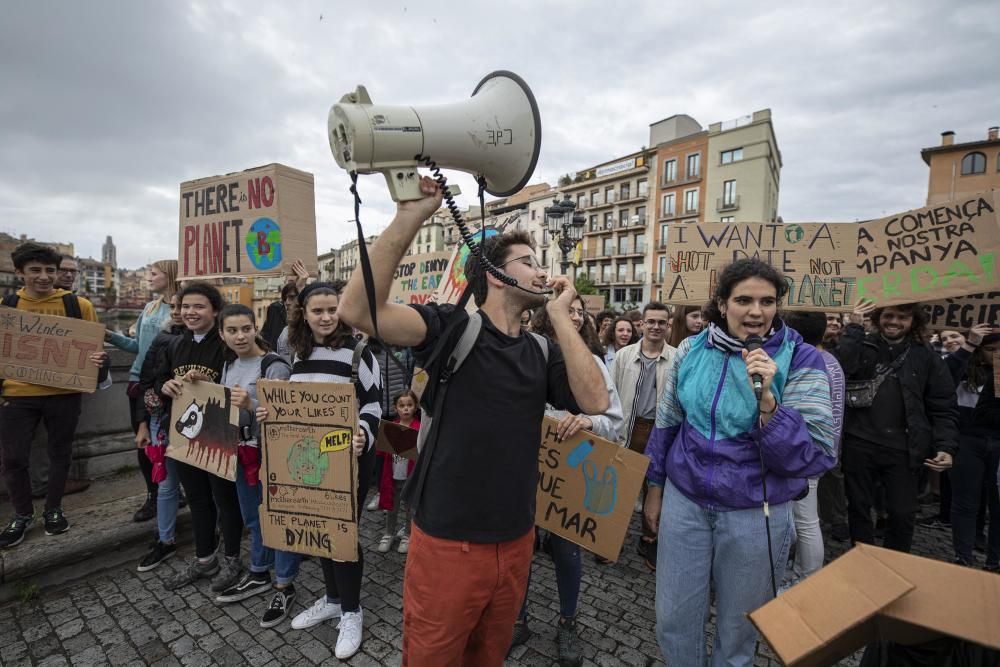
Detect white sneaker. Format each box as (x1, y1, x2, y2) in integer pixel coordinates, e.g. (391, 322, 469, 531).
(290, 596, 342, 629)
(335, 610, 364, 659)
(366, 493, 380, 511)
(397, 535, 409, 554)
(376, 534, 394, 553)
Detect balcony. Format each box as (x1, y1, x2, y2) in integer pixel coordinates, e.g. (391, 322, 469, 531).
(683, 206, 699, 216)
(659, 209, 677, 222)
(717, 195, 741, 212)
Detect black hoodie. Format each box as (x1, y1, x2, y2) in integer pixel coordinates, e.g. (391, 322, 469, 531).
(154, 327, 226, 400)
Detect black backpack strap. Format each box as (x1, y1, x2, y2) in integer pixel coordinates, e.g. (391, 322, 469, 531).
(402, 309, 483, 516)
(62, 294, 82, 319)
(259, 352, 291, 379)
(1, 294, 18, 308)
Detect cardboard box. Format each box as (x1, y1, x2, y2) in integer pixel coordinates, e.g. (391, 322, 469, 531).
(0, 306, 105, 392)
(179, 163, 318, 280)
(750, 544, 1000, 666)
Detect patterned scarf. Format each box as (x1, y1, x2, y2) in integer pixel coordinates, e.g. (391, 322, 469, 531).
(706, 322, 776, 353)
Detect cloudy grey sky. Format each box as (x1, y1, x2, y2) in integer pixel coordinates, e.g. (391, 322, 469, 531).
(2, 0, 995, 268)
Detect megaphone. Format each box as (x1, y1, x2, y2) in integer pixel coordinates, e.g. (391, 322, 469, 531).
(328, 70, 541, 202)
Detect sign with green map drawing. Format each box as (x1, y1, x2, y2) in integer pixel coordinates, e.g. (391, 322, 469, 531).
(178, 163, 318, 281)
(257, 380, 359, 562)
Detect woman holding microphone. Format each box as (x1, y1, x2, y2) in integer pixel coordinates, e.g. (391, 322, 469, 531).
(643, 259, 837, 666)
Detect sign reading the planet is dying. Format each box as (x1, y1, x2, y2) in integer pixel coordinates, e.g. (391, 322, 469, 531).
(178, 163, 318, 280)
(257, 380, 359, 562)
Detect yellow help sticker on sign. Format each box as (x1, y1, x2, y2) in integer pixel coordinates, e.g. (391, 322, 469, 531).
(319, 428, 352, 453)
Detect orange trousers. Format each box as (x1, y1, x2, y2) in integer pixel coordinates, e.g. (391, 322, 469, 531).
(402, 523, 534, 667)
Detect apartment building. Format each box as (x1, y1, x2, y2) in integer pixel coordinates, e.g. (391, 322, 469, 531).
(705, 109, 781, 225)
(649, 109, 782, 302)
(562, 152, 652, 308)
(922, 126, 1000, 205)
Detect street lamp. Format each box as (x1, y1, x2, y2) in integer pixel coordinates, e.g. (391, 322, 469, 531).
(546, 195, 585, 275)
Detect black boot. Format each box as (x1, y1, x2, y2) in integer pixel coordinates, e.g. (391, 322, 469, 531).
(133, 492, 157, 522)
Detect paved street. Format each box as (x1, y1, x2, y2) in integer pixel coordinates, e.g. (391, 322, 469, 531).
(0, 494, 963, 667)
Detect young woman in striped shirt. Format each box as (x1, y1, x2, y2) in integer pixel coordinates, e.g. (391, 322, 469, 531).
(256, 282, 381, 659)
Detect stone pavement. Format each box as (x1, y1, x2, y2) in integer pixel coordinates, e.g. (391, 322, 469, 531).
(0, 494, 965, 667)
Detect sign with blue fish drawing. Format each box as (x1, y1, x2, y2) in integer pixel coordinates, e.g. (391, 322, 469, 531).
(536, 417, 649, 561)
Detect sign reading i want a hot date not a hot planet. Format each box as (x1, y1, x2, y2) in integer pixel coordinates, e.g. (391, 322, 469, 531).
(178, 163, 318, 281)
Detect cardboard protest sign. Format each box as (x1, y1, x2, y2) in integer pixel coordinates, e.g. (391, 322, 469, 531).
(536, 417, 649, 561)
(167, 382, 240, 480)
(922, 292, 1000, 330)
(581, 294, 606, 316)
(257, 380, 359, 561)
(661, 223, 857, 311)
(0, 306, 105, 392)
(410, 367, 429, 403)
(376, 420, 418, 461)
(179, 163, 318, 280)
(389, 251, 450, 305)
(854, 191, 1000, 307)
(434, 228, 499, 306)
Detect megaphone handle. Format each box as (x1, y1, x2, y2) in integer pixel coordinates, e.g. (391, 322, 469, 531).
(382, 169, 423, 202)
(382, 169, 462, 202)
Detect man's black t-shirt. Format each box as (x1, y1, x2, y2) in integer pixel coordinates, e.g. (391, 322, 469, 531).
(409, 303, 581, 543)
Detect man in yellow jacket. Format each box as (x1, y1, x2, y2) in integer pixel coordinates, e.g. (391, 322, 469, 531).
(0, 242, 103, 549)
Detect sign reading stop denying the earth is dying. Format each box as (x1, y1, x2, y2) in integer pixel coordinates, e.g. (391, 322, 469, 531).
(257, 380, 360, 562)
(178, 163, 318, 280)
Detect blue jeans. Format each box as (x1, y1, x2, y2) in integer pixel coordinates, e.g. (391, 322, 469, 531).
(235, 459, 274, 574)
(151, 416, 181, 544)
(517, 532, 582, 621)
(655, 479, 794, 667)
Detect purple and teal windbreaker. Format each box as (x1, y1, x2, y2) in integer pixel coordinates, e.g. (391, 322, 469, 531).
(645, 324, 836, 511)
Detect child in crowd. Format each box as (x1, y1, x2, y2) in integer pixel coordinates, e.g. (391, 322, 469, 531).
(377, 390, 419, 554)
(214, 305, 291, 603)
(106, 259, 178, 523)
(136, 294, 187, 571)
(155, 282, 245, 593)
(255, 282, 381, 659)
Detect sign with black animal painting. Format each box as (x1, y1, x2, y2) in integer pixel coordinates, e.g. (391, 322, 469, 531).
(257, 380, 359, 562)
(167, 381, 241, 481)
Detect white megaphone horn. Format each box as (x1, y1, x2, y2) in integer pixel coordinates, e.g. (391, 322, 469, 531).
(328, 71, 542, 202)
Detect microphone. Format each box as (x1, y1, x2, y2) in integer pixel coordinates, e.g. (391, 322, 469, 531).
(745, 334, 764, 401)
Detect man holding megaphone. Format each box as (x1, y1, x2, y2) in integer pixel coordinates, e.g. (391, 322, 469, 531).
(339, 176, 609, 666)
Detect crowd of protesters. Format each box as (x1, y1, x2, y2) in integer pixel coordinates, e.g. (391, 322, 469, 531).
(1, 190, 997, 667)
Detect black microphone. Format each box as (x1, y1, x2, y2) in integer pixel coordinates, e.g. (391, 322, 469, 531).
(745, 334, 764, 401)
